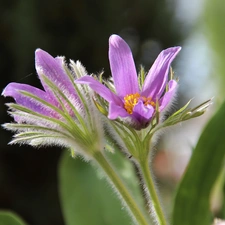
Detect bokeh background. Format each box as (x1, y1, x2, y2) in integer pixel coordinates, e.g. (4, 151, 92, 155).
(0, 0, 224, 224)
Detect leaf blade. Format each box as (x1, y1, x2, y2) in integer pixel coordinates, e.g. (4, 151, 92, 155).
(58, 150, 146, 225)
(172, 101, 225, 225)
(0, 211, 28, 225)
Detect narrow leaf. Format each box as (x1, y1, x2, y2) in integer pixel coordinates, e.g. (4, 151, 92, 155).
(172, 101, 225, 225)
(0, 211, 27, 225)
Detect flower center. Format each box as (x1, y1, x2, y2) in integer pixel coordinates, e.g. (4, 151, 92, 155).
(124, 93, 156, 114)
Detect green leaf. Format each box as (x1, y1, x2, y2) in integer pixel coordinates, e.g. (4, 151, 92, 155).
(0, 211, 27, 225)
(58, 150, 146, 225)
(158, 99, 211, 130)
(172, 100, 225, 225)
(204, 0, 225, 94)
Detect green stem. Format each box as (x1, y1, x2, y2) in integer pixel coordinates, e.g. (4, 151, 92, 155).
(93, 151, 149, 225)
(139, 159, 168, 225)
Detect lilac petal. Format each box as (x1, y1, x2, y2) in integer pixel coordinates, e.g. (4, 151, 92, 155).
(109, 35, 139, 97)
(133, 101, 155, 120)
(35, 49, 77, 100)
(108, 102, 129, 119)
(141, 46, 181, 99)
(159, 80, 177, 111)
(2, 82, 60, 118)
(76, 76, 123, 105)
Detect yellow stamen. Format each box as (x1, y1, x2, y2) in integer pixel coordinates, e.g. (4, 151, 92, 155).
(124, 93, 140, 114)
(124, 93, 156, 114)
(142, 96, 156, 107)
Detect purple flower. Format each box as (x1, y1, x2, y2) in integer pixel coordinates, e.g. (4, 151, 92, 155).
(2, 49, 79, 121)
(2, 49, 104, 156)
(76, 34, 181, 129)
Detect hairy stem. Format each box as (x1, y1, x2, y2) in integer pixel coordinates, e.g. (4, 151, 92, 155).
(93, 151, 149, 225)
(139, 159, 168, 225)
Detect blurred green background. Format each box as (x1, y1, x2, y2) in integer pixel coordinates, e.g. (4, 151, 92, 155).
(0, 0, 223, 224)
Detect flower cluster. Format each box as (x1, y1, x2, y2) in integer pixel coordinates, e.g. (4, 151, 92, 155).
(1, 34, 212, 225)
(2, 34, 211, 157)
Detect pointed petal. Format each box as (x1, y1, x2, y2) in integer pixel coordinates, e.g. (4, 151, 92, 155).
(2, 82, 60, 118)
(35, 49, 77, 101)
(108, 102, 129, 119)
(109, 35, 139, 97)
(159, 80, 177, 111)
(133, 101, 155, 120)
(76, 76, 122, 105)
(141, 47, 181, 99)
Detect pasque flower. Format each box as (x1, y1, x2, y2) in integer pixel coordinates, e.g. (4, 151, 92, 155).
(2, 49, 104, 158)
(76, 35, 181, 129)
(1, 48, 155, 225)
